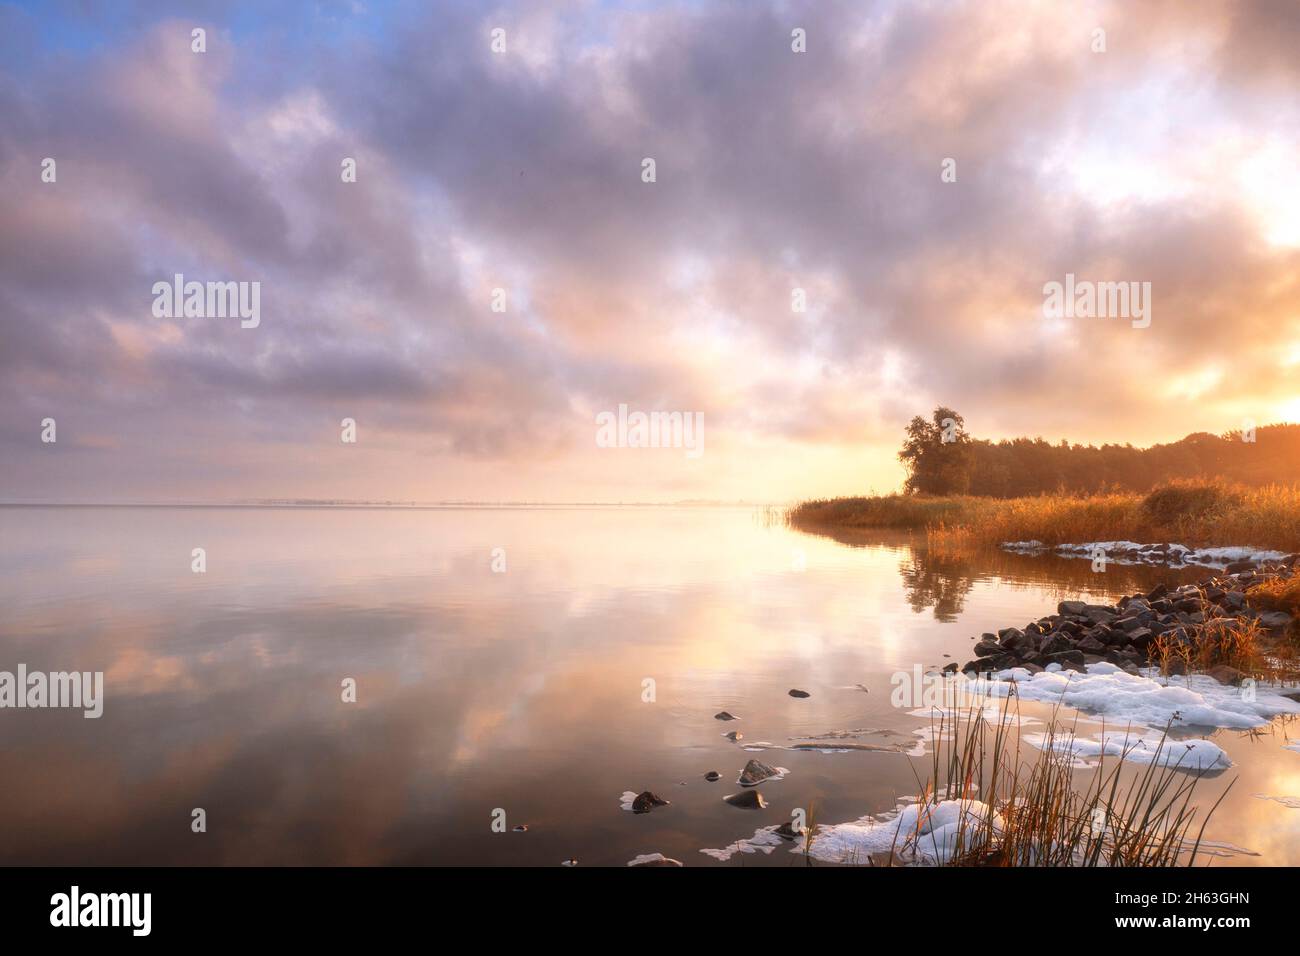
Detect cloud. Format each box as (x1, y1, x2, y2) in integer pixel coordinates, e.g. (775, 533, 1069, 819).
(0, 0, 1296, 501)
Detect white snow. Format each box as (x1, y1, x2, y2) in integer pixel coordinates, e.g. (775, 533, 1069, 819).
(981, 663, 1300, 730)
(1004, 540, 1290, 569)
(1023, 730, 1231, 770)
(805, 799, 1002, 865)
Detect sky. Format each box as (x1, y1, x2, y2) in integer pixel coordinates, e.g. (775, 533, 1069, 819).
(1, 0, 1297, 503)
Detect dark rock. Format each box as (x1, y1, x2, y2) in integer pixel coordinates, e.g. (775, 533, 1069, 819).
(724, 790, 768, 810)
(1225, 559, 1255, 574)
(738, 759, 782, 787)
(942, 662, 959, 674)
(704, 771, 720, 782)
(714, 711, 739, 721)
(1259, 611, 1294, 630)
(1046, 649, 1086, 667)
(788, 689, 811, 698)
(1206, 665, 1247, 687)
(1041, 634, 1073, 655)
(632, 791, 670, 814)
(1146, 583, 1168, 601)
(1058, 600, 1088, 616)
(974, 639, 1003, 657)
(775, 820, 805, 840)
(724, 731, 743, 742)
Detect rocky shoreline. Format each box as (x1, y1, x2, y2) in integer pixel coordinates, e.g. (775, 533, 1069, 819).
(951, 548, 1299, 682)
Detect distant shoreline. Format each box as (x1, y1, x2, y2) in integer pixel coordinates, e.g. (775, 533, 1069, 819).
(0, 500, 768, 511)
(788, 481, 1300, 554)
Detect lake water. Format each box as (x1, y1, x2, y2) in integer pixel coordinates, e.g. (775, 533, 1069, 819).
(2, 504, 1299, 866)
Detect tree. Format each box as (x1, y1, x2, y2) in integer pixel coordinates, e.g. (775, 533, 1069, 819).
(898, 406, 973, 495)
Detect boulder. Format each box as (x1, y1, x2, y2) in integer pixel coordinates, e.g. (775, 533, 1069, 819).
(632, 791, 670, 813)
(1206, 665, 1247, 687)
(724, 790, 767, 810)
(738, 759, 781, 787)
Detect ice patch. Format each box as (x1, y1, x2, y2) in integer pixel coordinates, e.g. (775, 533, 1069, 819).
(1004, 540, 1289, 570)
(983, 662, 1300, 730)
(699, 825, 786, 862)
(806, 799, 1002, 865)
(1023, 730, 1230, 770)
(1254, 793, 1300, 809)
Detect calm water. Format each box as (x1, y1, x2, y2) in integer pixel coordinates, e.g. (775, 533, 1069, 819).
(2, 505, 1299, 866)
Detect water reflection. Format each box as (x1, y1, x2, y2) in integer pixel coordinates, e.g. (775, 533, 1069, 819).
(0, 506, 1295, 866)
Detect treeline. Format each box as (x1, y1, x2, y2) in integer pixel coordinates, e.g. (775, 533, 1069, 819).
(899, 407, 1300, 497)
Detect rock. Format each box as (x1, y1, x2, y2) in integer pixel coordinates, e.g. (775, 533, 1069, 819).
(1058, 600, 1088, 616)
(724, 790, 767, 810)
(1041, 634, 1073, 655)
(1225, 591, 1246, 609)
(724, 731, 743, 742)
(974, 640, 1003, 657)
(1206, 665, 1247, 687)
(1225, 559, 1255, 574)
(737, 759, 782, 787)
(1076, 635, 1106, 653)
(1127, 627, 1154, 648)
(1146, 583, 1168, 601)
(942, 662, 959, 674)
(1020, 662, 1045, 674)
(714, 711, 739, 721)
(788, 689, 811, 698)
(1084, 604, 1118, 622)
(1166, 660, 1188, 676)
(631, 791, 670, 814)
(775, 820, 805, 840)
(704, 771, 720, 782)
(1259, 611, 1294, 630)
(1046, 649, 1086, 668)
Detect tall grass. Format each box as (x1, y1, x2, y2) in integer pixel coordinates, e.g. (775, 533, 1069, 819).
(789, 481, 1300, 554)
(884, 691, 1231, 867)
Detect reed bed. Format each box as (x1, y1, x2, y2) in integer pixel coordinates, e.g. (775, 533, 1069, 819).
(789, 481, 1300, 555)
(879, 691, 1231, 867)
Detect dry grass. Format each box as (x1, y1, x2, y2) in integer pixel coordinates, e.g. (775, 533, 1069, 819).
(884, 692, 1231, 867)
(789, 480, 1300, 554)
(1151, 617, 1264, 676)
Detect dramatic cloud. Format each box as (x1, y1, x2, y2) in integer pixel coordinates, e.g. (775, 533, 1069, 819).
(1, 0, 1296, 501)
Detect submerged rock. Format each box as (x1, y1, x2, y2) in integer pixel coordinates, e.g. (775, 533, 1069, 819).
(704, 771, 720, 782)
(714, 711, 739, 721)
(724, 790, 768, 810)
